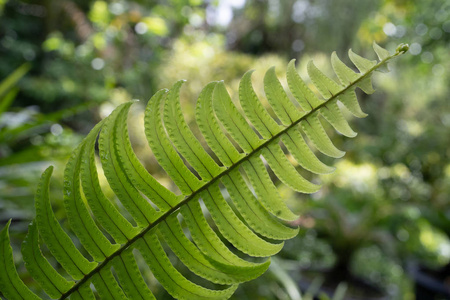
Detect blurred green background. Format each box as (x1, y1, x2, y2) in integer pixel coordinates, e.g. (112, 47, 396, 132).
(0, 0, 449, 299)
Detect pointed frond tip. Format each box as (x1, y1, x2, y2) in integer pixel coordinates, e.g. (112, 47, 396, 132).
(396, 43, 409, 54)
(0, 42, 406, 300)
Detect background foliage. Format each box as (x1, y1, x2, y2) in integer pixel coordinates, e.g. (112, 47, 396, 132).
(1, 0, 449, 299)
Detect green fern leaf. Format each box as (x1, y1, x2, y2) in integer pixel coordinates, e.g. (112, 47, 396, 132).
(0, 220, 40, 300)
(262, 143, 320, 193)
(22, 221, 74, 298)
(91, 267, 129, 300)
(35, 167, 97, 280)
(0, 43, 407, 300)
(240, 70, 282, 139)
(302, 112, 345, 158)
(164, 80, 223, 180)
(80, 121, 139, 243)
(264, 66, 304, 124)
(242, 156, 299, 221)
(287, 59, 324, 110)
(100, 103, 159, 226)
(196, 82, 244, 167)
(281, 128, 335, 174)
(221, 169, 299, 239)
(111, 249, 157, 299)
(64, 141, 120, 261)
(180, 199, 270, 276)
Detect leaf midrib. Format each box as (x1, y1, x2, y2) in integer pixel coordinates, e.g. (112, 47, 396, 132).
(59, 51, 399, 299)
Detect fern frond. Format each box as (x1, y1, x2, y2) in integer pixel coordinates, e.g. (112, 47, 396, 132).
(0, 42, 408, 300)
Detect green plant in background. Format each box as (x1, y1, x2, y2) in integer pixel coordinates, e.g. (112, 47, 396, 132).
(297, 188, 399, 297)
(0, 63, 30, 115)
(0, 64, 91, 231)
(309, 191, 393, 276)
(0, 43, 407, 299)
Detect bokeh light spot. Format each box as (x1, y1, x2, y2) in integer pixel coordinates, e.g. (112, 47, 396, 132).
(383, 22, 396, 36)
(408, 43, 422, 55)
(135, 22, 148, 34)
(91, 57, 105, 70)
(50, 124, 63, 136)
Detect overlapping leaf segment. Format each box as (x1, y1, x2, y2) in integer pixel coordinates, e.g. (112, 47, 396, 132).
(0, 43, 407, 300)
